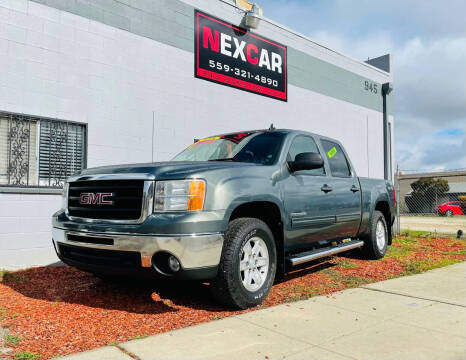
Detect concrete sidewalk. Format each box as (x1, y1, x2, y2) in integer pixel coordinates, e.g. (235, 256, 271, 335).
(60, 262, 466, 360)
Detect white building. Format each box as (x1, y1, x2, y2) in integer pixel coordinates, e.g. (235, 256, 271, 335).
(0, 0, 394, 269)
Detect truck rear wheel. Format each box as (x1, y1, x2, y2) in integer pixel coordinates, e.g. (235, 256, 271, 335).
(361, 210, 388, 259)
(211, 217, 277, 309)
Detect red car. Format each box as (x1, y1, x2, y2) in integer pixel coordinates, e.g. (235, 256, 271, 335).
(436, 201, 464, 216)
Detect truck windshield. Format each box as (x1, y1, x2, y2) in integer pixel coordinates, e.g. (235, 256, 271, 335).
(172, 131, 285, 165)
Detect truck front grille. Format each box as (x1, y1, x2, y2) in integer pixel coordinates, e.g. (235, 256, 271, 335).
(67, 180, 145, 220)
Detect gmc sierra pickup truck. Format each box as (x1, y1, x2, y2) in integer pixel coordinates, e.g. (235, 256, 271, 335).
(52, 129, 395, 309)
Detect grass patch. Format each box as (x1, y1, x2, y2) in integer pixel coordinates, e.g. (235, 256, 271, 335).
(321, 267, 346, 280)
(386, 244, 413, 260)
(286, 284, 324, 303)
(0, 270, 27, 283)
(393, 236, 419, 245)
(342, 275, 371, 288)
(322, 268, 370, 288)
(441, 249, 466, 255)
(400, 230, 459, 240)
(333, 258, 357, 269)
(286, 294, 309, 302)
(321, 268, 339, 277)
(5, 335, 21, 346)
(400, 230, 432, 238)
(0, 270, 13, 282)
(14, 352, 40, 360)
(129, 334, 148, 340)
(403, 257, 462, 275)
(0, 307, 7, 321)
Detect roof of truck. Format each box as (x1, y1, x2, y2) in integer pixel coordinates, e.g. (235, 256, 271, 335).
(209, 128, 341, 145)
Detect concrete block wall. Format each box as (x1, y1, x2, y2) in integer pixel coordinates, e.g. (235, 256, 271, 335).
(0, 0, 392, 269)
(0, 193, 60, 268)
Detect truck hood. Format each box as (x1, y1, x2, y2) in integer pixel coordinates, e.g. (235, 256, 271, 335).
(74, 161, 259, 180)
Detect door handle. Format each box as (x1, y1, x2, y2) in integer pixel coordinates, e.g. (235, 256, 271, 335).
(351, 185, 360, 192)
(321, 184, 333, 193)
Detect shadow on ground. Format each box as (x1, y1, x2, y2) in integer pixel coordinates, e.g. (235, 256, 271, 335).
(2, 266, 213, 314)
(1, 255, 341, 315)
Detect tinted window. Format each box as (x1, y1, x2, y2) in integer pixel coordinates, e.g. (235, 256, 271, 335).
(321, 140, 351, 177)
(234, 132, 285, 165)
(288, 136, 325, 175)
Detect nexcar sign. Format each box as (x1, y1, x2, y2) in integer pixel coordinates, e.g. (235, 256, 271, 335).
(195, 10, 287, 101)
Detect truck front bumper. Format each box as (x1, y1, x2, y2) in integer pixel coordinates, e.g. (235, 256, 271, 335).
(52, 227, 224, 279)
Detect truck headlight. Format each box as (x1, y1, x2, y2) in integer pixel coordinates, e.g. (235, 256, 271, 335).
(154, 180, 205, 212)
(61, 183, 69, 210)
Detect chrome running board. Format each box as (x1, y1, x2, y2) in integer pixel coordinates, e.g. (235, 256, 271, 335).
(287, 240, 364, 266)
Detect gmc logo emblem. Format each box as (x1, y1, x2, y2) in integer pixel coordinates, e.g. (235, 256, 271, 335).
(79, 192, 114, 205)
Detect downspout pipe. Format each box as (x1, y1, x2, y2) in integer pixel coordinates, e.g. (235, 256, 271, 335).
(382, 82, 393, 180)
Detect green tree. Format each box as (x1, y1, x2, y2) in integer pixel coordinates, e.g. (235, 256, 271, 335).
(406, 177, 449, 213)
(410, 177, 449, 195)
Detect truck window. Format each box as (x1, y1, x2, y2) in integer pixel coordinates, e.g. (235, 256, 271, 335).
(321, 140, 351, 177)
(288, 136, 325, 175)
(173, 131, 285, 165)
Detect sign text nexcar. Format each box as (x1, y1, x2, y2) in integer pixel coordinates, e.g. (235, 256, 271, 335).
(195, 10, 287, 101)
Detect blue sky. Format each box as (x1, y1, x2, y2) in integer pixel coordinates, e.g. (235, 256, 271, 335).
(260, 0, 466, 171)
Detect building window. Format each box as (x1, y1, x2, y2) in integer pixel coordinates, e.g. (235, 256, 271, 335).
(0, 112, 86, 189)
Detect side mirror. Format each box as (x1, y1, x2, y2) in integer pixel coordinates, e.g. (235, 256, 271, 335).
(288, 152, 324, 172)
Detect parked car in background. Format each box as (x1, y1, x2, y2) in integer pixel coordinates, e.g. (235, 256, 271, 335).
(436, 201, 464, 216)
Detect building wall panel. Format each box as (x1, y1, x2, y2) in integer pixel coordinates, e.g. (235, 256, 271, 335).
(0, 0, 390, 269)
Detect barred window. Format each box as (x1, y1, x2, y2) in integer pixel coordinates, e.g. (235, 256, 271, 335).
(0, 112, 86, 189)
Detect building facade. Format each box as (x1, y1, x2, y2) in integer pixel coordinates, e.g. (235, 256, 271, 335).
(0, 0, 394, 269)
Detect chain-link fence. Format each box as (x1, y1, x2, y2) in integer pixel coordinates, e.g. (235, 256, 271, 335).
(394, 168, 466, 235)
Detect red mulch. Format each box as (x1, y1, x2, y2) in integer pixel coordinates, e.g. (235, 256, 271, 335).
(1, 236, 464, 359)
(336, 257, 406, 280)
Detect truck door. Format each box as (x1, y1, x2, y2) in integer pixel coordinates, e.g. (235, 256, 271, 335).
(320, 139, 361, 239)
(283, 135, 336, 250)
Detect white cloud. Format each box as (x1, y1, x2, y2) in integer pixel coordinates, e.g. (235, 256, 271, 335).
(261, 0, 466, 171)
(308, 31, 395, 61)
(395, 37, 466, 122)
(307, 32, 466, 171)
(264, 0, 466, 40)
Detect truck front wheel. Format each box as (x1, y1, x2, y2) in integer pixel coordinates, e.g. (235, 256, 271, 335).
(211, 217, 277, 309)
(361, 210, 388, 259)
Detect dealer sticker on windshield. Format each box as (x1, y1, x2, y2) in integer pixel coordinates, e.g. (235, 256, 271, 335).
(327, 146, 337, 159)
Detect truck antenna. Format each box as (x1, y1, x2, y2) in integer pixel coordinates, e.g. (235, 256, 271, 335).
(269, 123, 275, 130)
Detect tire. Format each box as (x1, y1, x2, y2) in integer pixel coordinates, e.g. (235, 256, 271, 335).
(211, 217, 277, 309)
(445, 210, 453, 217)
(361, 210, 388, 259)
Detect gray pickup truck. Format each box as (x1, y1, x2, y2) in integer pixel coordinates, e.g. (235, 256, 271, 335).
(52, 128, 395, 309)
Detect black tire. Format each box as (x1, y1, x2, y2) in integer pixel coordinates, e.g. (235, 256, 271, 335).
(361, 210, 388, 259)
(211, 218, 277, 309)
